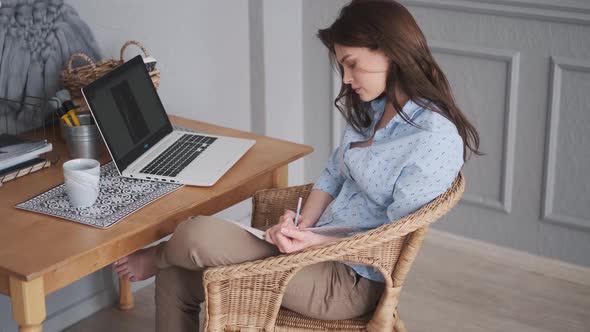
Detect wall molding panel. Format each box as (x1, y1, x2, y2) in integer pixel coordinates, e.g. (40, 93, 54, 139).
(392, 0, 590, 267)
(541, 56, 590, 231)
(401, 0, 590, 25)
(430, 41, 520, 214)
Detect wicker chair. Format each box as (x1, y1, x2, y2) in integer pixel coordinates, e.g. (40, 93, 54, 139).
(202, 173, 465, 331)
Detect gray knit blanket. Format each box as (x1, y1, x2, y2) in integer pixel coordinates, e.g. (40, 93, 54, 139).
(0, 0, 100, 133)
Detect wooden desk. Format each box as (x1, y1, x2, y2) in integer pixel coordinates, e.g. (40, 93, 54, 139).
(0, 116, 313, 332)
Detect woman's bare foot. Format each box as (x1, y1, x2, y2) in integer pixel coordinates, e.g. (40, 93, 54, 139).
(113, 244, 161, 282)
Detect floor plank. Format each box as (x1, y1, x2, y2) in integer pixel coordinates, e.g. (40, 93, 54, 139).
(64, 236, 590, 332)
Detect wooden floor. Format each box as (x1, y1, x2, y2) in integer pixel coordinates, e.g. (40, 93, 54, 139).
(64, 233, 590, 332)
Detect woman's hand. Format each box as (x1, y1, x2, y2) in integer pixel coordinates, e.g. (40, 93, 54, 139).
(265, 210, 300, 246)
(265, 210, 337, 253)
(273, 227, 335, 253)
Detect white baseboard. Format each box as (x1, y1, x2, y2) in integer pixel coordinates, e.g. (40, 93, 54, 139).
(427, 229, 590, 287)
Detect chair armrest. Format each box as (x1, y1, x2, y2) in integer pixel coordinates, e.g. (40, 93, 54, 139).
(217, 168, 463, 282)
(202, 232, 400, 331)
(202, 221, 416, 331)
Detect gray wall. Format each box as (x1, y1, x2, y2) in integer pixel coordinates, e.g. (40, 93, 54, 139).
(303, 0, 590, 268)
(69, 0, 253, 132)
(260, 0, 305, 186)
(302, 0, 346, 183)
(399, 0, 590, 267)
(305, 0, 590, 266)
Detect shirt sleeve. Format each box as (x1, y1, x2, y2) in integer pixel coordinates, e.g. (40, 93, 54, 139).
(386, 131, 464, 223)
(313, 145, 345, 199)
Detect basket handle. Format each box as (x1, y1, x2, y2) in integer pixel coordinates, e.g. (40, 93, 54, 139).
(66, 53, 96, 73)
(120, 40, 150, 61)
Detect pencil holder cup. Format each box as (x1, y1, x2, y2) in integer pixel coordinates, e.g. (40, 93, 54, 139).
(63, 113, 104, 160)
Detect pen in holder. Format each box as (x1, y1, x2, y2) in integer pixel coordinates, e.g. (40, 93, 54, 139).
(62, 113, 104, 160)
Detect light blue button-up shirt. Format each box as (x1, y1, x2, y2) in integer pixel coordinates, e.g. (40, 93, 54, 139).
(313, 97, 464, 282)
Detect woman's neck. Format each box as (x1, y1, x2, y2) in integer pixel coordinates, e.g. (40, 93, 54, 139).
(376, 102, 398, 131)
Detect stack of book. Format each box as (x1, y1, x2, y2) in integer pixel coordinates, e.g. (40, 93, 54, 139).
(0, 133, 53, 183)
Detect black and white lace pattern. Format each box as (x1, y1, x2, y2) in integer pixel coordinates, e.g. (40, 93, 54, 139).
(16, 162, 183, 229)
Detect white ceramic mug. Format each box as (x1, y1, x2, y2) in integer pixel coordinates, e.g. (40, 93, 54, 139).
(63, 158, 100, 208)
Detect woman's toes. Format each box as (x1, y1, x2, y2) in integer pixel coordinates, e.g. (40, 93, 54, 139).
(112, 246, 160, 282)
(116, 270, 128, 278)
(114, 257, 128, 265)
(113, 264, 127, 274)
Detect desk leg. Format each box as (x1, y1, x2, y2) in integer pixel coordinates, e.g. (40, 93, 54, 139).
(119, 277, 135, 310)
(272, 165, 289, 189)
(9, 276, 46, 332)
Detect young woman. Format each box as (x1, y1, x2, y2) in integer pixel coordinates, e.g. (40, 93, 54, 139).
(114, 1, 480, 330)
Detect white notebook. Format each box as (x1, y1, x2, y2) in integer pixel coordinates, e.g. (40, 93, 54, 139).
(225, 220, 360, 240)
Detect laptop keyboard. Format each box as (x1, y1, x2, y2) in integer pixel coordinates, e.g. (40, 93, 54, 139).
(139, 134, 217, 177)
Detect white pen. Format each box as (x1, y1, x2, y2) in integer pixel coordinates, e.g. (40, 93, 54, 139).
(294, 197, 303, 227)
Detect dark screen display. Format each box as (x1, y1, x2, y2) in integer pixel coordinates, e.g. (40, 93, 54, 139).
(84, 56, 171, 170)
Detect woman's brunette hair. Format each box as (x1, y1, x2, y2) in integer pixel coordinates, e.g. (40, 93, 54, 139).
(318, 0, 481, 160)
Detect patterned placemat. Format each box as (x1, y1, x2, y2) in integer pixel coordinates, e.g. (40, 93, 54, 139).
(15, 162, 183, 229)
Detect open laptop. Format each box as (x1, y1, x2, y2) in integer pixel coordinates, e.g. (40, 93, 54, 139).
(81, 55, 255, 186)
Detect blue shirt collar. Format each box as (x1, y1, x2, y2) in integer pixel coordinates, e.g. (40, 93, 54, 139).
(370, 96, 423, 124)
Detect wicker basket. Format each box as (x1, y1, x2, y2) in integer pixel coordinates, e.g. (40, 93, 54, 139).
(59, 40, 161, 112)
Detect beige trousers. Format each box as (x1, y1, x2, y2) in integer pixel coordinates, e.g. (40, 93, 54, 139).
(154, 216, 384, 332)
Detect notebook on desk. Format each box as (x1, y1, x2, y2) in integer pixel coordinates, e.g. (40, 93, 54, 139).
(82, 55, 255, 186)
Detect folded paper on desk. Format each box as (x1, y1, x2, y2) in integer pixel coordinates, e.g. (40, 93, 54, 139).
(225, 220, 361, 241)
(0, 134, 53, 170)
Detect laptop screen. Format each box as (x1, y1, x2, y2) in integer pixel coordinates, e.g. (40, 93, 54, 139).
(82, 55, 172, 172)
